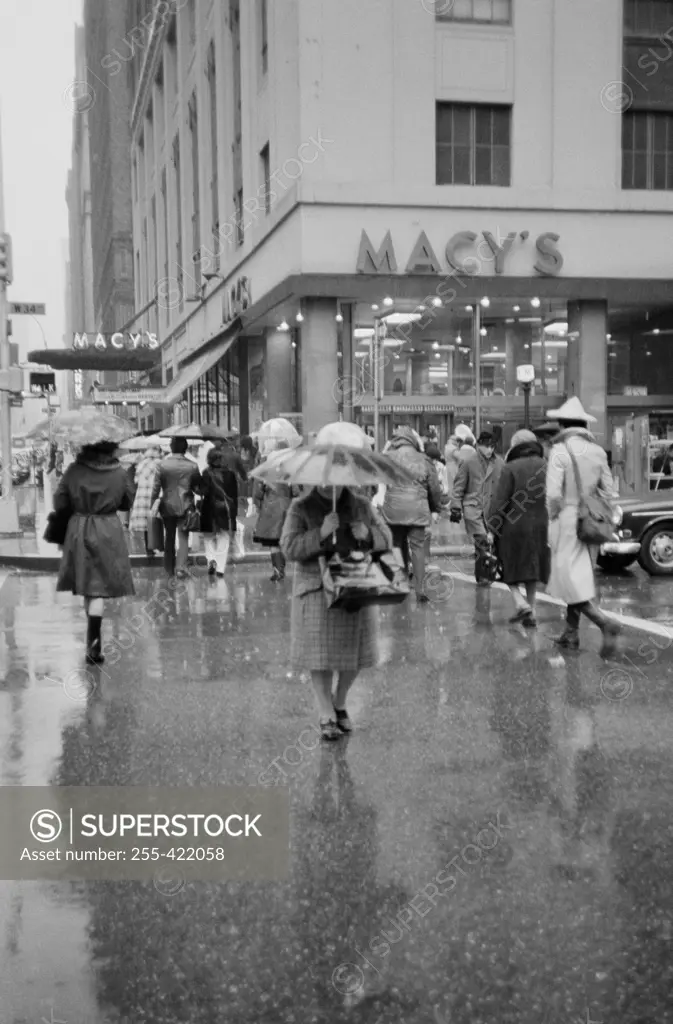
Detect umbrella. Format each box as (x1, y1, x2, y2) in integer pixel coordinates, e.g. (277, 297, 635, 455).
(119, 434, 168, 451)
(48, 409, 136, 446)
(159, 422, 239, 441)
(257, 417, 302, 452)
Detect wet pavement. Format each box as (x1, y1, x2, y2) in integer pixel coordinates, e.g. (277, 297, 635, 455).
(0, 565, 672, 1023)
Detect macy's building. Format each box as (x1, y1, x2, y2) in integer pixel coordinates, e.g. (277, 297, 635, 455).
(67, 0, 673, 458)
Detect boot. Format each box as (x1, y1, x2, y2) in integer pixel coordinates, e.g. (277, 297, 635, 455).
(269, 552, 281, 582)
(276, 551, 286, 581)
(86, 615, 104, 664)
(554, 605, 581, 650)
(582, 601, 621, 658)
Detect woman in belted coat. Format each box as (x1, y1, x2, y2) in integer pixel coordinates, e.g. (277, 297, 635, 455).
(545, 398, 620, 657)
(281, 486, 392, 741)
(53, 441, 135, 664)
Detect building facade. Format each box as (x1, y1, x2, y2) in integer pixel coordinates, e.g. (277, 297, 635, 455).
(65, 24, 97, 411)
(128, 0, 673, 465)
(83, 0, 136, 388)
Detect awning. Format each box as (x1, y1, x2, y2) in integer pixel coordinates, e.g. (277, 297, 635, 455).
(27, 348, 159, 371)
(164, 325, 240, 405)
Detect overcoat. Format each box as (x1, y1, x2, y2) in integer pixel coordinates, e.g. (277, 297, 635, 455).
(200, 464, 238, 533)
(545, 428, 614, 605)
(55, 453, 135, 598)
(490, 440, 549, 585)
(253, 479, 294, 545)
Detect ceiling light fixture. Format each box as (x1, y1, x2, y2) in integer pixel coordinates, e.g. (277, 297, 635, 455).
(465, 305, 473, 312)
(480, 297, 490, 308)
(480, 327, 487, 337)
(431, 297, 442, 308)
(531, 297, 541, 308)
(296, 311, 304, 323)
(279, 320, 289, 332)
(513, 305, 520, 312)
(383, 297, 394, 307)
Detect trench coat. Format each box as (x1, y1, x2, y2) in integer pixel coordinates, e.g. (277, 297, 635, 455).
(490, 440, 549, 585)
(253, 479, 293, 545)
(546, 428, 614, 605)
(55, 454, 135, 598)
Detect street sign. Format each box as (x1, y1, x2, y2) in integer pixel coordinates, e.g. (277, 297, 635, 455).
(9, 302, 46, 316)
(29, 371, 56, 394)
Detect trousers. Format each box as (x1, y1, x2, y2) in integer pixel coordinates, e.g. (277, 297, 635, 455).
(390, 524, 426, 596)
(163, 516, 189, 575)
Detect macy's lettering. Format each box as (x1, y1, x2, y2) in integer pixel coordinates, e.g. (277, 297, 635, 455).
(356, 229, 563, 277)
(73, 331, 160, 350)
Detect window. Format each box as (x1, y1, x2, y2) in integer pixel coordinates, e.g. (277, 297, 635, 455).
(260, 143, 271, 215)
(436, 103, 511, 185)
(259, 0, 268, 73)
(435, 0, 511, 23)
(207, 43, 219, 271)
(623, 110, 673, 189)
(624, 0, 673, 36)
(189, 93, 200, 285)
(235, 188, 244, 247)
(160, 167, 169, 322)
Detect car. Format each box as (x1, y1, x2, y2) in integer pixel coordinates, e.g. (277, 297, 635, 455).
(597, 493, 673, 576)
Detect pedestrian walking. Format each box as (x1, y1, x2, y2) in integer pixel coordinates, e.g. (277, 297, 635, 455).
(129, 445, 163, 555)
(151, 436, 202, 578)
(52, 441, 135, 664)
(281, 484, 393, 740)
(444, 425, 475, 493)
(381, 425, 444, 602)
(253, 441, 293, 581)
(449, 430, 505, 586)
(200, 446, 239, 577)
(490, 429, 549, 627)
(545, 397, 620, 656)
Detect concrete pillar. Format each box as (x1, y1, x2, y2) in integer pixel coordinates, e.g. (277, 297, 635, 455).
(446, 348, 454, 393)
(341, 302, 355, 421)
(266, 329, 293, 420)
(301, 298, 339, 436)
(567, 300, 607, 445)
(411, 355, 430, 395)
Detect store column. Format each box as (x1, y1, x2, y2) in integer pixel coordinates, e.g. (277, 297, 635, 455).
(567, 301, 607, 444)
(266, 329, 293, 419)
(301, 298, 339, 437)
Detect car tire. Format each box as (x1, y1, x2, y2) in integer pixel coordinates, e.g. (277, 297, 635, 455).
(638, 524, 673, 576)
(596, 554, 637, 573)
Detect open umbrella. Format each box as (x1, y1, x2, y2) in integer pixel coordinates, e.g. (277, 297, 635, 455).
(159, 422, 239, 442)
(48, 409, 136, 446)
(257, 417, 302, 452)
(119, 434, 168, 451)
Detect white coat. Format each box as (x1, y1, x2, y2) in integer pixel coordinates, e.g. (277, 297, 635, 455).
(545, 428, 614, 605)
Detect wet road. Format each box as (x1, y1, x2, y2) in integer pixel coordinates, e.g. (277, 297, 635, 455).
(0, 565, 672, 1023)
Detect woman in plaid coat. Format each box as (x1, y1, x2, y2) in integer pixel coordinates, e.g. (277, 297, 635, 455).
(129, 446, 163, 554)
(281, 485, 393, 741)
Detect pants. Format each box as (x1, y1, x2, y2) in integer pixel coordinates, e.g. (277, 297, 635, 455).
(390, 524, 426, 596)
(163, 516, 189, 575)
(463, 508, 490, 582)
(204, 531, 232, 573)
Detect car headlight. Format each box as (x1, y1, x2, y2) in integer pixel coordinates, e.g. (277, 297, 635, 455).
(612, 504, 623, 526)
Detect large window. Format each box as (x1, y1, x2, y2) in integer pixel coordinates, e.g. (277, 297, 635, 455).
(624, 0, 673, 36)
(436, 103, 511, 186)
(435, 0, 511, 23)
(623, 111, 673, 189)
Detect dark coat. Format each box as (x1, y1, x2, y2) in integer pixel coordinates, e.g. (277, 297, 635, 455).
(489, 440, 549, 585)
(253, 478, 294, 545)
(55, 453, 135, 598)
(450, 445, 505, 522)
(151, 454, 201, 518)
(382, 432, 444, 527)
(200, 465, 238, 533)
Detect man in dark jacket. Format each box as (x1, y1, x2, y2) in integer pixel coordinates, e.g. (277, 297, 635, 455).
(450, 430, 504, 586)
(151, 437, 202, 577)
(382, 425, 444, 602)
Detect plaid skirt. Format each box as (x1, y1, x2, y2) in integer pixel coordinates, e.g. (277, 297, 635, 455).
(290, 589, 380, 671)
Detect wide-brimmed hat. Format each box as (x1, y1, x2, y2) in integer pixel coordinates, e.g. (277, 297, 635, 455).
(546, 396, 597, 424)
(454, 424, 475, 444)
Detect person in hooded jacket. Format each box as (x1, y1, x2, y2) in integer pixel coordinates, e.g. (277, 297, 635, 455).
(381, 425, 444, 602)
(490, 429, 549, 627)
(200, 446, 239, 576)
(53, 441, 135, 664)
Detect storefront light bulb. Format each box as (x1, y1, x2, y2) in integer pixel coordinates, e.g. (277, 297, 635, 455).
(432, 297, 442, 307)
(335, 313, 344, 323)
(480, 297, 490, 308)
(480, 327, 487, 337)
(291, 341, 297, 349)
(279, 320, 289, 331)
(372, 304, 379, 311)
(432, 341, 439, 350)
(296, 312, 304, 322)
(465, 305, 473, 312)
(456, 335, 462, 343)
(531, 298, 541, 308)
(653, 328, 660, 335)
(513, 305, 520, 312)
(435, 353, 441, 359)
(383, 297, 394, 307)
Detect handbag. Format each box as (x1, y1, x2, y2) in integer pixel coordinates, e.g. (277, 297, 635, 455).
(43, 508, 71, 546)
(320, 550, 411, 612)
(565, 444, 615, 545)
(181, 503, 201, 533)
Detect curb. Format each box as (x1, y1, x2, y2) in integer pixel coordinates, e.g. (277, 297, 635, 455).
(0, 545, 472, 573)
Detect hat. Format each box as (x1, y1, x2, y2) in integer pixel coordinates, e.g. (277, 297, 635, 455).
(477, 431, 495, 446)
(546, 396, 597, 424)
(533, 422, 562, 438)
(454, 424, 475, 443)
(315, 421, 370, 449)
(510, 429, 537, 449)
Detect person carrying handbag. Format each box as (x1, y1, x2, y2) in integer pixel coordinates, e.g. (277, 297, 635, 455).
(545, 397, 620, 657)
(150, 437, 202, 578)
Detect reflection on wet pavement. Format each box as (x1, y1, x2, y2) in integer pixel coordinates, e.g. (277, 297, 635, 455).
(0, 567, 672, 1023)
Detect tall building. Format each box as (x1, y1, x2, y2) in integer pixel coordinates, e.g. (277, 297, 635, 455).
(65, 23, 97, 410)
(83, 0, 136, 384)
(128, 0, 673, 454)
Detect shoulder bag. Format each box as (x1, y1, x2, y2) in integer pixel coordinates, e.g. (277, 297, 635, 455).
(565, 444, 615, 546)
(43, 508, 71, 546)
